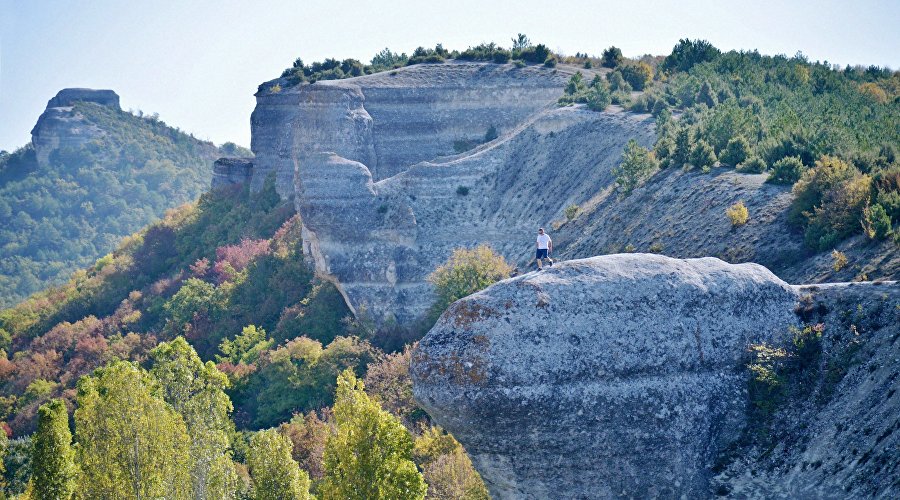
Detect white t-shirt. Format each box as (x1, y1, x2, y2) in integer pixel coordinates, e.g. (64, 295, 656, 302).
(536, 233, 552, 249)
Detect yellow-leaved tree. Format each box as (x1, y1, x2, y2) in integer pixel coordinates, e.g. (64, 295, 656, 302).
(74, 361, 191, 499)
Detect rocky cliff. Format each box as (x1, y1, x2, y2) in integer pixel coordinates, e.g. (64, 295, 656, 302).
(211, 157, 255, 189)
(30, 88, 120, 165)
(250, 62, 651, 325)
(249, 61, 897, 329)
(411, 254, 899, 498)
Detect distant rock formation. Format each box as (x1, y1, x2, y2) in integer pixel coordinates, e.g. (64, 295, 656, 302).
(250, 62, 653, 326)
(410, 254, 900, 498)
(211, 157, 255, 189)
(31, 88, 120, 165)
(45, 88, 120, 109)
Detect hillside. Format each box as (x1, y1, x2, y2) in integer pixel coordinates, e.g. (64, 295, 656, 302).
(0, 89, 246, 307)
(0, 39, 897, 498)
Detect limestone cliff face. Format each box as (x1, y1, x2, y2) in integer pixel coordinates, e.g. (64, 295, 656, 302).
(30, 88, 120, 165)
(410, 254, 900, 498)
(211, 157, 255, 189)
(411, 254, 800, 498)
(250, 62, 652, 325)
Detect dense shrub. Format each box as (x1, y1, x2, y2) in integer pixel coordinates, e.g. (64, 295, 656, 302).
(620, 63, 653, 91)
(607, 71, 630, 93)
(862, 203, 893, 240)
(457, 43, 511, 63)
(601, 46, 624, 68)
(586, 84, 612, 111)
(662, 38, 721, 72)
(790, 156, 872, 249)
(737, 156, 767, 174)
(690, 139, 717, 170)
(407, 45, 449, 65)
(726, 201, 750, 226)
(720, 137, 751, 166)
(767, 156, 806, 185)
(517, 44, 552, 64)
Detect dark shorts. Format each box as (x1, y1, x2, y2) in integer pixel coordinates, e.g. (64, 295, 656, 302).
(536, 248, 549, 259)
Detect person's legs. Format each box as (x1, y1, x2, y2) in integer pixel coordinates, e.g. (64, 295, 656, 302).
(536, 248, 547, 270)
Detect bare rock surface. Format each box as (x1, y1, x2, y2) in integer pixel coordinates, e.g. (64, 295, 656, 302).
(31, 88, 120, 165)
(251, 62, 652, 325)
(411, 254, 801, 498)
(211, 157, 255, 189)
(248, 61, 897, 329)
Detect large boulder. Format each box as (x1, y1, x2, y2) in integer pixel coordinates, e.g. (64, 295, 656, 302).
(411, 254, 801, 498)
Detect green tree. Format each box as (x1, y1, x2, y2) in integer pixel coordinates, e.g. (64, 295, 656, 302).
(690, 139, 717, 170)
(321, 369, 426, 500)
(74, 361, 191, 499)
(150, 338, 236, 500)
(720, 137, 751, 166)
(564, 72, 585, 95)
(32, 399, 76, 500)
(427, 245, 513, 321)
(586, 82, 612, 111)
(696, 81, 717, 108)
(601, 46, 624, 68)
(614, 139, 659, 195)
(247, 429, 311, 500)
(672, 126, 694, 168)
(862, 203, 893, 240)
(218, 325, 273, 365)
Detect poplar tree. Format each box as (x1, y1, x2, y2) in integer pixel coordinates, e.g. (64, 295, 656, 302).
(150, 337, 236, 499)
(247, 429, 311, 500)
(74, 361, 191, 499)
(32, 399, 76, 500)
(320, 369, 427, 500)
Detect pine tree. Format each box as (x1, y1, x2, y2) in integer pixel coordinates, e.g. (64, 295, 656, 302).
(32, 399, 76, 500)
(247, 429, 311, 500)
(150, 337, 237, 500)
(74, 361, 191, 499)
(320, 369, 427, 500)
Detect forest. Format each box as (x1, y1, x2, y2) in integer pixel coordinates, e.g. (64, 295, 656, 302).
(0, 102, 237, 308)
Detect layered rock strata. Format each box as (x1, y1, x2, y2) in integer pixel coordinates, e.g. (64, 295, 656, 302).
(412, 254, 900, 498)
(211, 157, 255, 189)
(251, 62, 652, 325)
(411, 254, 802, 498)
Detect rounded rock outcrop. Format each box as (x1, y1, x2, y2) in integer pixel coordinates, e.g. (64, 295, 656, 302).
(410, 254, 801, 499)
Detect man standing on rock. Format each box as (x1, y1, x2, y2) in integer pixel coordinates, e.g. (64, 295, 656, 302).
(536, 227, 553, 271)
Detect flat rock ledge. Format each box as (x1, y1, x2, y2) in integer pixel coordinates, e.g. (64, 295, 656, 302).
(411, 253, 802, 499)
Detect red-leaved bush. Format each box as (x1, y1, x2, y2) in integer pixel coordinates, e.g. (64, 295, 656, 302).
(213, 238, 271, 283)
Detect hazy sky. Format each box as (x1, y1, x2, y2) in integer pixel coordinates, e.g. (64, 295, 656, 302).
(1, 0, 898, 151)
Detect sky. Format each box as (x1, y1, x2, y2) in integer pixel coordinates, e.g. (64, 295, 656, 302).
(1, 0, 898, 152)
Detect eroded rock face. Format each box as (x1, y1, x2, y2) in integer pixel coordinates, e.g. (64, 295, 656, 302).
(46, 88, 120, 109)
(250, 62, 655, 325)
(31, 88, 120, 165)
(411, 254, 801, 498)
(211, 157, 255, 189)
